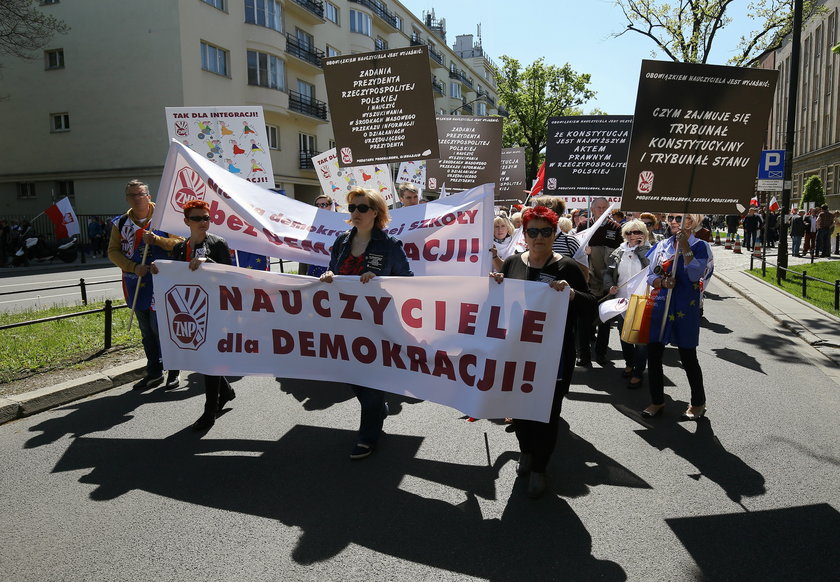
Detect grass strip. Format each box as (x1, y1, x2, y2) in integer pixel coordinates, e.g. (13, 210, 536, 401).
(0, 300, 141, 383)
(749, 261, 840, 317)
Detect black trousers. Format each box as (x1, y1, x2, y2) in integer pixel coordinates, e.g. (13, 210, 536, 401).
(203, 375, 233, 414)
(647, 342, 706, 406)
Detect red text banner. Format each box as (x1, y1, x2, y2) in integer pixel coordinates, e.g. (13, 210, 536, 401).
(154, 262, 569, 422)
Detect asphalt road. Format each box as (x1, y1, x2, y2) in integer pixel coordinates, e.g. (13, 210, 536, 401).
(1, 276, 838, 581)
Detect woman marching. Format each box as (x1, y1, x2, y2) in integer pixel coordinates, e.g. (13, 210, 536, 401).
(640, 213, 711, 420)
(491, 205, 594, 498)
(320, 187, 413, 459)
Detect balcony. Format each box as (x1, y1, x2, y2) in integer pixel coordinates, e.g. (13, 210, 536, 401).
(449, 68, 474, 89)
(460, 99, 473, 115)
(432, 77, 444, 95)
(477, 88, 496, 107)
(285, 33, 324, 68)
(288, 0, 324, 21)
(410, 34, 423, 47)
(289, 90, 328, 121)
(299, 149, 321, 170)
(349, 0, 399, 29)
(375, 37, 388, 51)
(428, 45, 443, 65)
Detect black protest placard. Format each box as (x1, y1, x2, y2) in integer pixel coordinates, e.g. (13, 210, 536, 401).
(544, 116, 632, 196)
(324, 46, 439, 167)
(425, 116, 503, 193)
(622, 60, 778, 214)
(496, 147, 527, 203)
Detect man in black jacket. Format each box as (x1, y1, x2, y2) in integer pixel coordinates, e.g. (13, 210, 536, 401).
(790, 210, 806, 257)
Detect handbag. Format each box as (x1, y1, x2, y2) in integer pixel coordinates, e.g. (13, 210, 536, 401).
(621, 287, 653, 345)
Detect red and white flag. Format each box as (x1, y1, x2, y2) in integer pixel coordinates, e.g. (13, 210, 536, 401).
(768, 196, 780, 212)
(44, 197, 80, 238)
(529, 162, 545, 197)
(750, 195, 759, 207)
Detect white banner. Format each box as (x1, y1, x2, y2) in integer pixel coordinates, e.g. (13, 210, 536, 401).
(154, 262, 568, 422)
(152, 141, 494, 276)
(312, 148, 395, 206)
(165, 106, 275, 188)
(560, 195, 622, 211)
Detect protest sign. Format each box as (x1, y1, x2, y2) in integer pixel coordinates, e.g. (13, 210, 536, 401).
(426, 116, 503, 193)
(622, 60, 778, 213)
(152, 141, 493, 276)
(154, 262, 568, 422)
(312, 149, 396, 206)
(324, 47, 439, 167)
(396, 160, 426, 189)
(496, 148, 527, 204)
(545, 116, 632, 203)
(165, 106, 274, 187)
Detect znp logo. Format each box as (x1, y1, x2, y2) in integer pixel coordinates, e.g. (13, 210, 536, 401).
(165, 285, 209, 350)
(170, 167, 207, 212)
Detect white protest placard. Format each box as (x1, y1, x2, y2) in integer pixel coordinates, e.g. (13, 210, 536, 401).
(396, 160, 426, 188)
(152, 141, 493, 276)
(154, 262, 568, 422)
(165, 106, 275, 188)
(312, 149, 395, 205)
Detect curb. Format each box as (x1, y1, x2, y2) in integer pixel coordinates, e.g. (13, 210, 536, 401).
(0, 360, 146, 426)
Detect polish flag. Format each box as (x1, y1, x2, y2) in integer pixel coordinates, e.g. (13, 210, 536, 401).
(750, 195, 759, 207)
(529, 162, 545, 197)
(769, 196, 780, 212)
(44, 197, 80, 239)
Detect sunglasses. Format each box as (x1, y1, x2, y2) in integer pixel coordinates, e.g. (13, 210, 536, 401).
(625, 230, 644, 236)
(348, 203, 372, 214)
(187, 215, 211, 222)
(315, 202, 331, 208)
(666, 215, 684, 223)
(643, 221, 654, 227)
(525, 227, 554, 239)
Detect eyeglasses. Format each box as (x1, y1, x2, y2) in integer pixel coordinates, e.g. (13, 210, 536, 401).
(126, 192, 148, 198)
(666, 215, 684, 223)
(315, 202, 331, 208)
(625, 230, 644, 236)
(643, 221, 654, 227)
(525, 227, 554, 239)
(347, 203, 371, 214)
(187, 215, 211, 222)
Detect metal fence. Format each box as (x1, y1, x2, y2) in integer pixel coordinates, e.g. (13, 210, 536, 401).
(750, 254, 840, 310)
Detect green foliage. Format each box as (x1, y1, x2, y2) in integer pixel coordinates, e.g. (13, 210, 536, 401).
(751, 263, 840, 317)
(613, 0, 825, 66)
(0, 301, 138, 383)
(493, 56, 595, 184)
(833, 42, 840, 55)
(0, 0, 69, 59)
(802, 175, 825, 207)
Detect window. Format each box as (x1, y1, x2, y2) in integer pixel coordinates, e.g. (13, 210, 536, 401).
(450, 82, 461, 99)
(202, 0, 225, 10)
(349, 10, 371, 36)
(329, 139, 336, 150)
(475, 102, 487, 116)
(247, 50, 285, 90)
(266, 124, 279, 149)
(326, 45, 340, 57)
(45, 49, 64, 69)
(296, 28, 314, 50)
(56, 180, 75, 201)
(51, 112, 70, 132)
(40, 0, 59, 4)
(375, 36, 388, 51)
(201, 41, 229, 75)
(325, 1, 339, 24)
(299, 132, 317, 154)
(245, 0, 282, 31)
(394, 15, 402, 30)
(17, 183, 36, 200)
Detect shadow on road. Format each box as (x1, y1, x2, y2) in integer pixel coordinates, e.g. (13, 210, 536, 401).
(52, 425, 626, 580)
(275, 376, 424, 415)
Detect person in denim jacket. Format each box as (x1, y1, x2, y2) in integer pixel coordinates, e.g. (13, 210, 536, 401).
(320, 187, 413, 459)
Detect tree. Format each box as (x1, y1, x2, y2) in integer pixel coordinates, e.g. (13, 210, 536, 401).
(801, 175, 825, 207)
(493, 56, 595, 183)
(0, 0, 69, 59)
(613, 0, 824, 66)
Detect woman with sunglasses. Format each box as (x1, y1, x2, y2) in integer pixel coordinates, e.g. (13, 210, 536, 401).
(304, 194, 336, 278)
(320, 187, 413, 460)
(639, 212, 664, 245)
(641, 213, 711, 421)
(491, 205, 594, 498)
(153, 199, 236, 431)
(604, 219, 651, 389)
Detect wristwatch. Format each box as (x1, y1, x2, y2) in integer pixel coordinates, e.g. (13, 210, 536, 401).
(684, 251, 694, 258)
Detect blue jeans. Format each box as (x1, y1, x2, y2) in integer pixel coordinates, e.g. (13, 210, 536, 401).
(816, 228, 831, 256)
(135, 308, 163, 377)
(791, 236, 802, 256)
(350, 385, 386, 445)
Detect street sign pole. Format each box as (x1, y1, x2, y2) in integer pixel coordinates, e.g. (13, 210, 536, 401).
(780, 0, 803, 276)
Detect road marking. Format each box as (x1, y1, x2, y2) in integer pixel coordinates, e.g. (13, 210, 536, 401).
(0, 289, 119, 305)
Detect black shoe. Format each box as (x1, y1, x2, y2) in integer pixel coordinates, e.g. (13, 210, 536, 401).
(163, 370, 180, 389)
(218, 387, 236, 412)
(621, 367, 633, 378)
(517, 453, 532, 476)
(192, 412, 215, 431)
(627, 377, 644, 389)
(595, 352, 607, 366)
(576, 357, 592, 367)
(527, 472, 547, 499)
(350, 442, 375, 460)
(133, 374, 163, 391)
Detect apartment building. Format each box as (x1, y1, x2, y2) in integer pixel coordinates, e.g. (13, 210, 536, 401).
(764, 0, 839, 208)
(0, 0, 500, 215)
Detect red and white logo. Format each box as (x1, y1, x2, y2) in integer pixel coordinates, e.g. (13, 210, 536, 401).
(63, 212, 75, 225)
(174, 121, 189, 137)
(171, 167, 206, 212)
(637, 171, 654, 194)
(165, 285, 209, 350)
(428, 178, 437, 190)
(547, 178, 557, 191)
(340, 147, 353, 164)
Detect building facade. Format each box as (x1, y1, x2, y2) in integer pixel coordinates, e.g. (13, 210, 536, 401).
(0, 0, 499, 216)
(764, 0, 840, 208)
